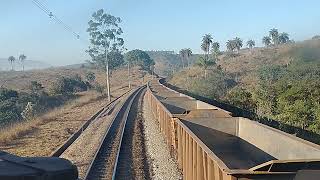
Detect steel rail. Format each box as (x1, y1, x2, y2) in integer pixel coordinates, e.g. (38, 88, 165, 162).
(83, 86, 145, 180)
(50, 89, 132, 157)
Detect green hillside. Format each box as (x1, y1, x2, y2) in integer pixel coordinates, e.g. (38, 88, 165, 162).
(169, 38, 320, 135)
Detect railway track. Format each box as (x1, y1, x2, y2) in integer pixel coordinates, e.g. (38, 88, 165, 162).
(51, 89, 131, 157)
(84, 86, 146, 180)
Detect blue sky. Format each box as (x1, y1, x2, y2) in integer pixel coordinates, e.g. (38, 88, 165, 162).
(0, 0, 319, 66)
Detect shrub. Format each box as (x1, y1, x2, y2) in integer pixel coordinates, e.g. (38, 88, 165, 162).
(226, 87, 256, 111)
(0, 99, 21, 125)
(85, 72, 96, 83)
(50, 75, 88, 95)
(94, 83, 105, 94)
(0, 88, 18, 101)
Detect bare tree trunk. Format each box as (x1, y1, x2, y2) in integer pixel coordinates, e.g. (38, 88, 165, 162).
(187, 57, 190, 69)
(181, 57, 184, 69)
(128, 62, 131, 89)
(105, 51, 111, 102)
(205, 69, 207, 79)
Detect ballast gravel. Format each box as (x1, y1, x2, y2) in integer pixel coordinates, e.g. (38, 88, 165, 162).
(142, 94, 182, 180)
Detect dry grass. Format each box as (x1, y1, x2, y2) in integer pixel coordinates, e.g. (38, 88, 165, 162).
(169, 39, 320, 93)
(0, 66, 106, 92)
(0, 66, 154, 156)
(0, 120, 39, 144)
(170, 41, 313, 90)
(0, 90, 102, 145)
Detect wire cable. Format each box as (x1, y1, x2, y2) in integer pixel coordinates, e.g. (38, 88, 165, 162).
(31, 0, 84, 42)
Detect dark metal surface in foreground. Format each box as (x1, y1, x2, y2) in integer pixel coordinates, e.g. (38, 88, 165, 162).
(0, 151, 78, 180)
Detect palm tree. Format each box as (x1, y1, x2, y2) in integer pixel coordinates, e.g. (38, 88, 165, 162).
(226, 40, 235, 52)
(262, 36, 271, 47)
(201, 34, 213, 61)
(269, 28, 279, 45)
(8, 56, 16, 71)
(185, 48, 192, 67)
(196, 56, 215, 79)
(179, 49, 186, 68)
(19, 54, 27, 71)
(247, 40, 255, 49)
(233, 37, 243, 52)
(279, 32, 289, 44)
(211, 42, 220, 60)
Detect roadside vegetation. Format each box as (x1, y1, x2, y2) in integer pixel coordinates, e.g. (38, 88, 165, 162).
(0, 73, 95, 127)
(169, 29, 320, 135)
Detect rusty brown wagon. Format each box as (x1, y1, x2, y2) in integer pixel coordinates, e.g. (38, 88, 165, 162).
(146, 79, 320, 180)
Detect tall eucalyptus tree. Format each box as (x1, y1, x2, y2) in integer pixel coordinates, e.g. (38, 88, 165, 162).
(87, 9, 124, 101)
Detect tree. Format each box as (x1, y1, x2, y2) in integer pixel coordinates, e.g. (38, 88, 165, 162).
(262, 36, 271, 47)
(87, 9, 124, 101)
(8, 56, 15, 71)
(107, 50, 125, 70)
(125, 49, 154, 70)
(179, 48, 192, 68)
(196, 56, 215, 79)
(279, 32, 290, 44)
(312, 35, 320, 40)
(201, 34, 213, 61)
(226, 87, 256, 111)
(19, 54, 27, 71)
(179, 49, 186, 68)
(185, 48, 192, 67)
(125, 49, 154, 88)
(247, 40, 255, 49)
(269, 28, 279, 45)
(233, 37, 243, 52)
(85, 72, 96, 83)
(29, 81, 44, 95)
(226, 40, 236, 52)
(211, 42, 220, 60)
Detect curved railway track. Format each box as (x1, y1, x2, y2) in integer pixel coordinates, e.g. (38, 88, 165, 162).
(84, 86, 146, 180)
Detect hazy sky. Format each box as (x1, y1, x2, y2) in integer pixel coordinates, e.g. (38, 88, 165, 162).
(0, 0, 319, 66)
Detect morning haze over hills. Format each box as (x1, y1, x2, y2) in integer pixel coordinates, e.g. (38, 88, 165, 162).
(1, 1, 320, 179)
(0, 58, 51, 71)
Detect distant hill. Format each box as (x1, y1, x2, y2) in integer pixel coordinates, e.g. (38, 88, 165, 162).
(0, 58, 51, 71)
(170, 38, 320, 89)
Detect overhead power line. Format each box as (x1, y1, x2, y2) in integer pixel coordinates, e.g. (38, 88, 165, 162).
(31, 0, 83, 41)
